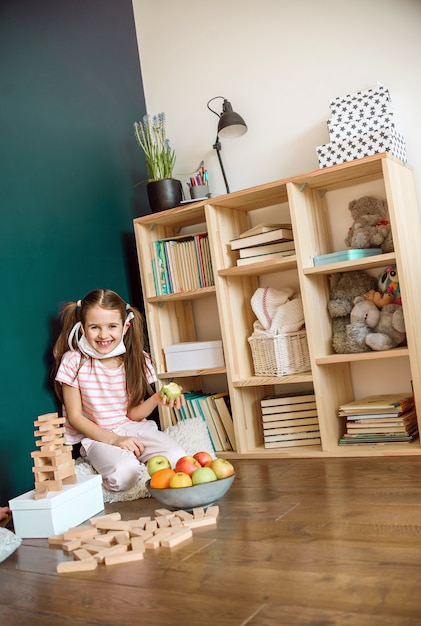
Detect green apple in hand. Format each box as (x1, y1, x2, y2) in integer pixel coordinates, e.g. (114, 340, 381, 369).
(160, 382, 183, 400)
(147, 455, 171, 477)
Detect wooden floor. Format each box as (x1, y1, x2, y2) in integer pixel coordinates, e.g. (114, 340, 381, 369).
(2, 456, 421, 625)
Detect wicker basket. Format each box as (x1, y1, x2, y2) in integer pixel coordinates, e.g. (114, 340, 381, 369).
(248, 329, 311, 376)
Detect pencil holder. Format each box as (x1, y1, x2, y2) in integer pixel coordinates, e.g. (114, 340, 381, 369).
(190, 185, 209, 199)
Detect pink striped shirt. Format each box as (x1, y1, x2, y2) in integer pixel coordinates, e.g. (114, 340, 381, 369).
(55, 351, 157, 444)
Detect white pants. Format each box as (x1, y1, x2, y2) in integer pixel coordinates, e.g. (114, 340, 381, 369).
(80, 419, 186, 492)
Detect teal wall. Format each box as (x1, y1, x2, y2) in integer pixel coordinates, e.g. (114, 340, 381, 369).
(0, 0, 149, 501)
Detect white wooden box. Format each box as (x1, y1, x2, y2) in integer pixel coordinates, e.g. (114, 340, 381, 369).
(9, 474, 104, 538)
(164, 340, 224, 371)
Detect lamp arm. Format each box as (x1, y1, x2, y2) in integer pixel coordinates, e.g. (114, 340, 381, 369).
(213, 135, 230, 194)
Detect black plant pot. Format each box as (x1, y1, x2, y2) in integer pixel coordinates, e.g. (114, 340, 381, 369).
(147, 179, 183, 213)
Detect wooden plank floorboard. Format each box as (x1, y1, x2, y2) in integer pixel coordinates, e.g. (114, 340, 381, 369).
(2, 457, 421, 625)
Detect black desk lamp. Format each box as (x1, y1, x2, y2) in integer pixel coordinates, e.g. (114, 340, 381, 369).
(207, 97, 247, 194)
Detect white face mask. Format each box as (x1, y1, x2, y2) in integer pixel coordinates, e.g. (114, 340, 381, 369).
(68, 312, 134, 359)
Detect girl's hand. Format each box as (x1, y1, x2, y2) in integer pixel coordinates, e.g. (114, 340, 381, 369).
(0, 506, 12, 527)
(113, 435, 144, 458)
(159, 392, 186, 410)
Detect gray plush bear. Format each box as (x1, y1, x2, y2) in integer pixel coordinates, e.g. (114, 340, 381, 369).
(328, 270, 378, 353)
(348, 296, 406, 351)
(344, 195, 394, 253)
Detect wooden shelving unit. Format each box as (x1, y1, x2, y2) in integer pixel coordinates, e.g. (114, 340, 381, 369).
(133, 153, 421, 458)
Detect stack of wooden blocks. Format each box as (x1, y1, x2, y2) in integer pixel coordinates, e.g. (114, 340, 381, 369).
(261, 394, 320, 448)
(51, 506, 219, 574)
(31, 412, 77, 499)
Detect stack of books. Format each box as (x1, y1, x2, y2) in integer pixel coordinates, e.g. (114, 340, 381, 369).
(338, 393, 418, 445)
(151, 233, 214, 295)
(261, 393, 320, 449)
(229, 223, 295, 266)
(169, 391, 236, 453)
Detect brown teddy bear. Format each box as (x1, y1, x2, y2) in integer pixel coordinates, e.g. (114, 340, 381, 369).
(344, 195, 394, 253)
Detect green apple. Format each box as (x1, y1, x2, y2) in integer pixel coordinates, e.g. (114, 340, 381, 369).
(210, 458, 235, 479)
(169, 472, 193, 488)
(192, 466, 217, 485)
(147, 455, 171, 477)
(160, 382, 183, 400)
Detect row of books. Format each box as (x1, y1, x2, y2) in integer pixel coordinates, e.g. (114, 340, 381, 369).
(338, 393, 418, 445)
(168, 391, 236, 453)
(151, 233, 214, 296)
(261, 393, 320, 449)
(229, 223, 295, 266)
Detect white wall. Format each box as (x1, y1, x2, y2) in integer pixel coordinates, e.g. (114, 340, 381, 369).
(132, 0, 421, 204)
(132, 0, 421, 397)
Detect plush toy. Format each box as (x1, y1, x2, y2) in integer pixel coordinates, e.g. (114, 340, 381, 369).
(328, 270, 377, 353)
(364, 264, 401, 308)
(344, 195, 394, 253)
(349, 296, 406, 351)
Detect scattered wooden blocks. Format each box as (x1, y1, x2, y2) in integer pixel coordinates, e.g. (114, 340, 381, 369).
(54, 504, 220, 574)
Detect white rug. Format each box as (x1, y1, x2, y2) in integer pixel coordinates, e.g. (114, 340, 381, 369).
(74, 417, 216, 503)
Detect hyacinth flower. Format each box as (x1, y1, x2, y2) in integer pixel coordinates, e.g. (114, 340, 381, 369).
(134, 112, 176, 181)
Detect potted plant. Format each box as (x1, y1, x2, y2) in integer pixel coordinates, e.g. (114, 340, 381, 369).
(134, 112, 182, 213)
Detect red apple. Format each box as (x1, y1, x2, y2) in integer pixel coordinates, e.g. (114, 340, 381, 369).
(192, 466, 217, 485)
(170, 472, 193, 488)
(193, 451, 213, 467)
(147, 455, 171, 477)
(175, 455, 201, 476)
(210, 458, 235, 479)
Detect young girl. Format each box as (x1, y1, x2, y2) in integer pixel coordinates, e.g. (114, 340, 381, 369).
(53, 288, 186, 492)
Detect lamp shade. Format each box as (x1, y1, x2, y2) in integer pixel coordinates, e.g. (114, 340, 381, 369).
(218, 99, 248, 138)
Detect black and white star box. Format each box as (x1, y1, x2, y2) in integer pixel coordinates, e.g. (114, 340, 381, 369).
(316, 128, 407, 169)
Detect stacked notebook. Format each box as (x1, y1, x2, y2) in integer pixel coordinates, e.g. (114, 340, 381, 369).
(338, 393, 418, 445)
(261, 393, 320, 449)
(229, 223, 295, 266)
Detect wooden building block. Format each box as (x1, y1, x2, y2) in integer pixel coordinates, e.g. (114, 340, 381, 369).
(156, 516, 171, 528)
(89, 512, 121, 525)
(82, 536, 113, 548)
(34, 416, 65, 429)
(94, 519, 130, 532)
(145, 520, 158, 533)
(144, 528, 174, 550)
(129, 528, 154, 541)
(130, 537, 146, 552)
(174, 510, 194, 521)
(128, 516, 151, 529)
(161, 528, 193, 548)
(48, 534, 65, 547)
(73, 548, 94, 561)
(205, 506, 219, 518)
(154, 508, 174, 517)
(57, 558, 98, 573)
(114, 531, 131, 546)
(183, 516, 217, 530)
(169, 516, 183, 528)
(37, 412, 60, 422)
(104, 550, 144, 567)
(192, 507, 205, 518)
(62, 539, 82, 553)
(94, 543, 128, 564)
(63, 525, 98, 540)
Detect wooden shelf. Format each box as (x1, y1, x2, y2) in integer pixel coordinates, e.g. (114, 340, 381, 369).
(134, 154, 421, 459)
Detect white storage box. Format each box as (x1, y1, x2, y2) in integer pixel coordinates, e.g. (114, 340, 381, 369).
(316, 128, 406, 169)
(9, 474, 104, 538)
(164, 340, 224, 371)
(328, 84, 391, 119)
(327, 109, 397, 142)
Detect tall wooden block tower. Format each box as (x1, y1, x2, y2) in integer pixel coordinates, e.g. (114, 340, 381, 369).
(31, 412, 77, 500)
